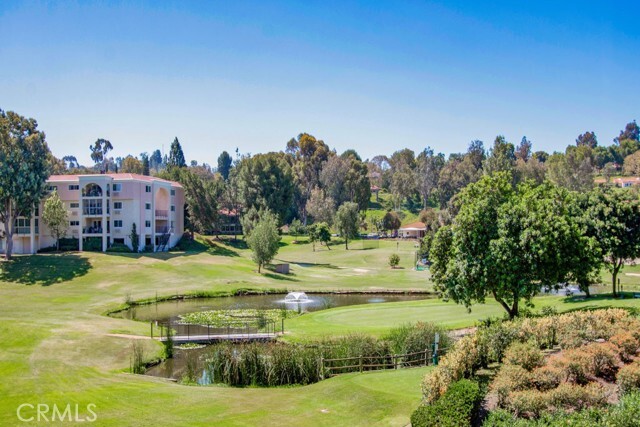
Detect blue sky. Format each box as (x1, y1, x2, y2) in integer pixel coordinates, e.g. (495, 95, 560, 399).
(0, 1, 638, 166)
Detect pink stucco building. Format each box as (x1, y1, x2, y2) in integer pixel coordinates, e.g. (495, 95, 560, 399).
(1, 173, 185, 254)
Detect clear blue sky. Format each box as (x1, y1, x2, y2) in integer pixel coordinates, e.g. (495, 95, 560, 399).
(1, 1, 638, 166)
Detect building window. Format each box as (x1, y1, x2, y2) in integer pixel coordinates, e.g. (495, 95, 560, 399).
(170, 189, 175, 196)
(48, 185, 57, 192)
(113, 183, 122, 192)
(170, 205, 175, 212)
(34, 207, 39, 217)
(70, 203, 79, 208)
(113, 238, 125, 245)
(145, 203, 151, 210)
(170, 221, 174, 228)
(114, 220, 123, 228)
(113, 202, 122, 209)
(145, 185, 151, 193)
(145, 220, 151, 228)
(68, 184, 79, 191)
(70, 221, 80, 226)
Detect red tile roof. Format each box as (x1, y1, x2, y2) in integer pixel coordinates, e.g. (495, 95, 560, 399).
(48, 173, 182, 187)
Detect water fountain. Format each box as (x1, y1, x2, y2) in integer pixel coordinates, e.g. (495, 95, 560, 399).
(284, 292, 311, 303)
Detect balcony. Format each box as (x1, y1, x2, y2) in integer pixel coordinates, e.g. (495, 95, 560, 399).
(83, 208, 103, 216)
(83, 227, 104, 234)
(15, 227, 38, 235)
(156, 226, 172, 234)
(155, 209, 169, 218)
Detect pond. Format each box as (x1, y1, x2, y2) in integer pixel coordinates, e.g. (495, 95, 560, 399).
(114, 292, 433, 323)
(117, 292, 433, 383)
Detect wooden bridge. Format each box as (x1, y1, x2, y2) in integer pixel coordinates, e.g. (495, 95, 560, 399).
(151, 319, 282, 344)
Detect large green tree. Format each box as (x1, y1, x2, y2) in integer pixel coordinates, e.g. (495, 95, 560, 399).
(247, 211, 281, 273)
(217, 151, 233, 180)
(41, 191, 68, 251)
(334, 202, 360, 250)
(586, 187, 640, 297)
(237, 152, 294, 223)
(168, 137, 186, 168)
(305, 187, 335, 224)
(430, 173, 584, 318)
(416, 147, 445, 209)
(0, 110, 52, 259)
(308, 222, 331, 251)
(89, 138, 113, 172)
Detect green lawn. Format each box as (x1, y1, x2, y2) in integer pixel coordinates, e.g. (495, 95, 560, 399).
(0, 235, 638, 425)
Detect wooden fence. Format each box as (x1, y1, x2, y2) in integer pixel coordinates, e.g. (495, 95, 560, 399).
(321, 347, 447, 377)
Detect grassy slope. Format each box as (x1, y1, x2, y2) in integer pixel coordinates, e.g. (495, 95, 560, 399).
(0, 235, 638, 425)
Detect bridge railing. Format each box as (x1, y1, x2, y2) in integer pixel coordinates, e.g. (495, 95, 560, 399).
(151, 317, 280, 341)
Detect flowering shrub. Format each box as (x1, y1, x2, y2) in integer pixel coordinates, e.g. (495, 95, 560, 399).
(530, 365, 563, 391)
(610, 332, 639, 362)
(491, 365, 532, 407)
(503, 341, 544, 371)
(617, 361, 640, 395)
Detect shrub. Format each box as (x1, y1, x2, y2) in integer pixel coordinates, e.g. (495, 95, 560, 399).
(388, 253, 400, 268)
(421, 334, 480, 403)
(411, 379, 481, 427)
(617, 361, 640, 395)
(547, 382, 608, 412)
(610, 332, 639, 362)
(491, 365, 532, 407)
(83, 237, 102, 252)
(581, 342, 620, 380)
(106, 243, 132, 253)
(477, 321, 519, 365)
(604, 391, 640, 426)
(506, 389, 547, 418)
(530, 365, 562, 392)
(504, 341, 544, 371)
(549, 351, 589, 384)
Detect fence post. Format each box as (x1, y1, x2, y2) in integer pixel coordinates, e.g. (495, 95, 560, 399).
(187, 323, 190, 339)
(359, 355, 363, 373)
(424, 348, 428, 366)
(150, 322, 153, 339)
(320, 357, 325, 380)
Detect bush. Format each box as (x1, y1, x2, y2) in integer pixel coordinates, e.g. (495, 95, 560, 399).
(547, 382, 608, 412)
(581, 342, 620, 380)
(477, 321, 519, 365)
(549, 351, 589, 384)
(504, 341, 544, 371)
(610, 332, 639, 362)
(83, 237, 102, 252)
(530, 365, 562, 392)
(604, 391, 640, 426)
(106, 243, 132, 253)
(388, 253, 400, 268)
(491, 365, 532, 407)
(506, 389, 547, 418)
(617, 361, 640, 395)
(411, 379, 481, 427)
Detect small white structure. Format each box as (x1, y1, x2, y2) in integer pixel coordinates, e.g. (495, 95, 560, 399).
(398, 221, 427, 239)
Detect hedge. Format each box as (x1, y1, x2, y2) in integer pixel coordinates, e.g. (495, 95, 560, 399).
(411, 379, 481, 427)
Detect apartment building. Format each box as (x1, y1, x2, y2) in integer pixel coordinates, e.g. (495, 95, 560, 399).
(1, 173, 185, 254)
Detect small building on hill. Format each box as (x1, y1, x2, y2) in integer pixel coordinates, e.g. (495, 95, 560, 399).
(398, 221, 426, 239)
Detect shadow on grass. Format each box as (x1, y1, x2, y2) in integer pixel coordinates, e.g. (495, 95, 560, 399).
(262, 272, 300, 282)
(278, 260, 340, 269)
(0, 254, 92, 286)
(107, 236, 240, 259)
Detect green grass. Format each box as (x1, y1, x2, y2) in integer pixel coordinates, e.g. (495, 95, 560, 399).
(0, 235, 638, 425)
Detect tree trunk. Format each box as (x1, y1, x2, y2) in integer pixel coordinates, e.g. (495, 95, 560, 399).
(612, 260, 622, 297)
(3, 217, 12, 260)
(493, 290, 518, 319)
(326, 241, 331, 250)
(258, 263, 261, 273)
(345, 237, 348, 250)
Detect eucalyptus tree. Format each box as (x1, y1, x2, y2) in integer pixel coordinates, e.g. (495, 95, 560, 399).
(0, 110, 52, 259)
(335, 202, 360, 250)
(89, 138, 113, 172)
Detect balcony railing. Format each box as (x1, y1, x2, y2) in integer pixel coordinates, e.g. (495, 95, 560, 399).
(15, 227, 38, 234)
(83, 227, 103, 234)
(155, 209, 169, 217)
(156, 226, 172, 234)
(83, 208, 103, 216)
